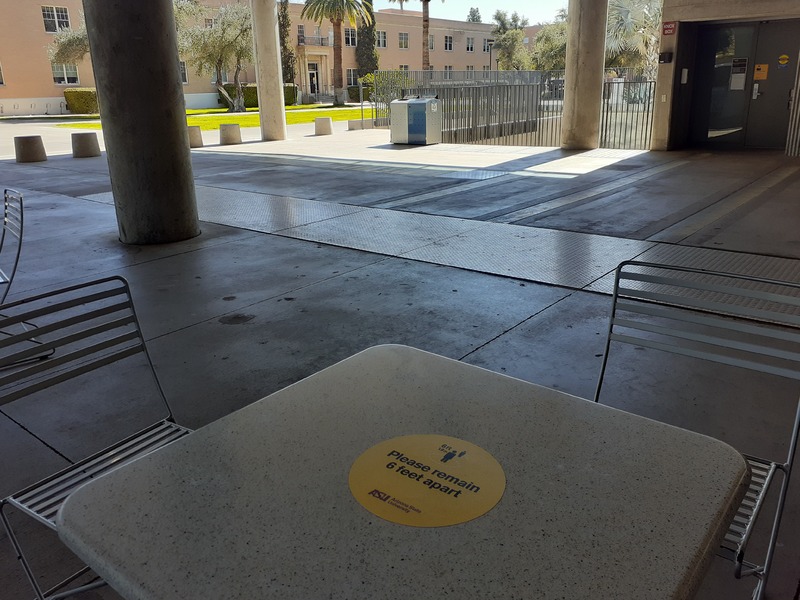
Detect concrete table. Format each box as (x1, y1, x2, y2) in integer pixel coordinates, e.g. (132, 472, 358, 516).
(57, 345, 750, 600)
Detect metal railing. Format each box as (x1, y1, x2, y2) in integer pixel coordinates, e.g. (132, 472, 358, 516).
(298, 35, 329, 46)
(373, 70, 655, 150)
(373, 70, 564, 147)
(599, 80, 656, 150)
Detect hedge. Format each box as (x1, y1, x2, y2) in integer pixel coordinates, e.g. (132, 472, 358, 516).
(348, 85, 373, 103)
(283, 84, 298, 105)
(221, 83, 300, 107)
(64, 88, 99, 114)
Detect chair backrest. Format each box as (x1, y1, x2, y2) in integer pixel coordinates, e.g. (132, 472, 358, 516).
(0, 189, 23, 305)
(594, 260, 800, 467)
(0, 277, 174, 433)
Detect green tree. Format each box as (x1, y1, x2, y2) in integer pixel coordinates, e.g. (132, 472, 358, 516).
(49, 22, 90, 65)
(279, 0, 297, 84)
(529, 10, 567, 70)
(356, 0, 379, 77)
(301, 0, 373, 105)
(492, 10, 529, 35)
(491, 10, 531, 70)
(467, 7, 481, 23)
(494, 30, 532, 70)
(529, 2, 662, 76)
(179, 2, 253, 112)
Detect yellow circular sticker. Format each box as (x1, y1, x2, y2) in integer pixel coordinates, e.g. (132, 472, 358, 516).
(778, 54, 790, 66)
(349, 434, 506, 527)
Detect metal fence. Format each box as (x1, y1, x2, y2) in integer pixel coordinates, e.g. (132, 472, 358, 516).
(600, 79, 656, 150)
(372, 70, 655, 150)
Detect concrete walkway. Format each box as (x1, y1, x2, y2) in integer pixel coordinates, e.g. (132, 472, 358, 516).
(1, 119, 799, 599)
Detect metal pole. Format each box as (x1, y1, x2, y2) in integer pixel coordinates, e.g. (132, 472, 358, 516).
(359, 80, 364, 127)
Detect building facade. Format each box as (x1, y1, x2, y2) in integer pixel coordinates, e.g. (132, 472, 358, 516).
(0, 1, 534, 116)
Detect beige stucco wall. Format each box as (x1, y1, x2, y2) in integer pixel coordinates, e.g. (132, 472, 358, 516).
(662, 0, 800, 21)
(651, 0, 800, 149)
(0, 0, 235, 115)
(0, 0, 95, 115)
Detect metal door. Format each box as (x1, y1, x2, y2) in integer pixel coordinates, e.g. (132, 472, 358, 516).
(745, 20, 800, 148)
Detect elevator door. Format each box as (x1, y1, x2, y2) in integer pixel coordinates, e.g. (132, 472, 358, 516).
(745, 21, 799, 148)
(693, 20, 800, 149)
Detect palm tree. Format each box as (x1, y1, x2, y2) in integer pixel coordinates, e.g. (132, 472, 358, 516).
(301, 0, 373, 105)
(605, 0, 662, 78)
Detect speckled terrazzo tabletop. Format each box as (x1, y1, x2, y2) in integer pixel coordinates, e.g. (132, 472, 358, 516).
(57, 344, 750, 600)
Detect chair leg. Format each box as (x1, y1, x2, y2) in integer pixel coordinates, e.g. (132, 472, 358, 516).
(1, 500, 104, 599)
(751, 578, 764, 600)
(1, 500, 47, 600)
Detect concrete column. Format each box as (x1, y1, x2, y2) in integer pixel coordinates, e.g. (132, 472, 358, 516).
(560, 0, 610, 150)
(83, 0, 199, 245)
(251, 0, 287, 141)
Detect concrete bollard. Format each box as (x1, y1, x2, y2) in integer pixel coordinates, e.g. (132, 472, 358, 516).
(14, 136, 47, 163)
(315, 117, 334, 136)
(348, 119, 375, 131)
(71, 132, 101, 158)
(219, 123, 242, 145)
(187, 126, 204, 148)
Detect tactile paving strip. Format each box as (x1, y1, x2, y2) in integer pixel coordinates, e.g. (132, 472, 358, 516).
(87, 187, 800, 295)
(195, 186, 364, 232)
(585, 243, 800, 294)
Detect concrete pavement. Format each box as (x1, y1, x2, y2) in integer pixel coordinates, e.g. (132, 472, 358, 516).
(1, 118, 800, 599)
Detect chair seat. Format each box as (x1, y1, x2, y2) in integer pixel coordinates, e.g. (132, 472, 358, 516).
(717, 456, 777, 568)
(5, 420, 190, 529)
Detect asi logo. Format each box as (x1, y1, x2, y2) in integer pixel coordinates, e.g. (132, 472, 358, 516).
(368, 489, 390, 502)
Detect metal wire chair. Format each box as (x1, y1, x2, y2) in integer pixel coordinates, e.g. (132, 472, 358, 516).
(594, 260, 800, 600)
(0, 189, 24, 305)
(0, 276, 191, 600)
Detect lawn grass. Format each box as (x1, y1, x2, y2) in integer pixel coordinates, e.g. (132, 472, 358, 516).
(56, 105, 375, 131)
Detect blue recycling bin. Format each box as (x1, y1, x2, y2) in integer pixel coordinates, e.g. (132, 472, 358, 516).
(390, 97, 442, 145)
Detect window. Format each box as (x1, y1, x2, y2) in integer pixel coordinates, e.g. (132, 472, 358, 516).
(466, 37, 474, 52)
(483, 65, 491, 71)
(344, 28, 357, 47)
(179, 61, 188, 84)
(466, 65, 474, 72)
(465, 65, 474, 79)
(483, 38, 491, 53)
(205, 18, 215, 28)
(398, 32, 408, 49)
(42, 6, 70, 32)
(376, 30, 387, 48)
(444, 35, 453, 51)
(399, 64, 409, 72)
(444, 65, 453, 79)
(428, 35, 434, 51)
(346, 68, 358, 86)
(0, 63, 4, 85)
(51, 62, 78, 84)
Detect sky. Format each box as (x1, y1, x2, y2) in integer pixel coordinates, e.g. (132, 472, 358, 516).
(369, 0, 569, 25)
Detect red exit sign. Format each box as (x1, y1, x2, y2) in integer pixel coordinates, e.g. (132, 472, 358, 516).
(663, 21, 677, 35)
